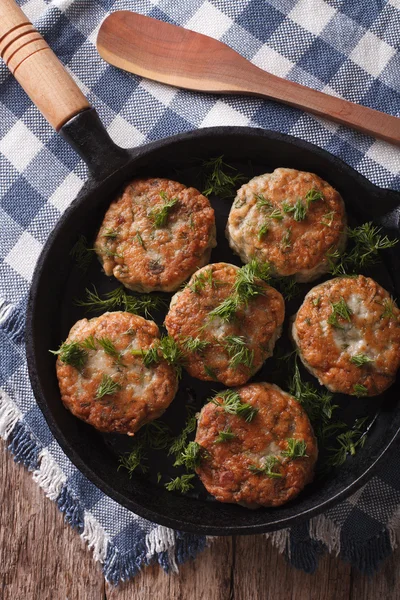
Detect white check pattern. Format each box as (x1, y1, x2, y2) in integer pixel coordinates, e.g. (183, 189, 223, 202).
(0, 0, 400, 582)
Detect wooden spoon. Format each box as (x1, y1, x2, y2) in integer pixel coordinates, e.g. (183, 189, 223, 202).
(97, 11, 400, 146)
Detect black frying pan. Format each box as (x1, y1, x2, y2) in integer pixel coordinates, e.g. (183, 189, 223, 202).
(3, 1, 400, 535)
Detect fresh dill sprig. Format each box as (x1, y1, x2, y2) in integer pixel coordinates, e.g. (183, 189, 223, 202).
(210, 389, 258, 422)
(223, 335, 254, 369)
(353, 383, 368, 397)
(327, 222, 398, 275)
(269, 208, 284, 220)
(75, 285, 165, 320)
(174, 441, 202, 470)
(182, 337, 210, 353)
(102, 247, 124, 259)
(104, 228, 118, 239)
(381, 298, 397, 320)
(208, 296, 239, 322)
(118, 444, 148, 476)
(140, 420, 173, 450)
(281, 438, 308, 459)
(281, 227, 292, 249)
(133, 336, 184, 377)
(258, 223, 269, 240)
(321, 211, 335, 227)
(50, 341, 87, 370)
(95, 374, 122, 398)
(305, 188, 323, 205)
(135, 231, 145, 248)
(97, 337, 121, 361)
(165, 473, 195, 493)
(81, 335, 97, 351)
(168, 411, 197, 458)
(255, 193, 272, 209)
(327, 297, 352, 328)
(249, 455, 283, 478)
(283, 199, 307, 222)
(204, 365, 218, 379)
(215, 427, 236, 443)
(70, 235, 94, 272)
(149, 191, 178, 227)
(202, 156, 245, 199)
(189, 268, 214, 293)
(350, 354, 374, 367)
(273, 276, 300, 301)
(326, 417, 369, 467)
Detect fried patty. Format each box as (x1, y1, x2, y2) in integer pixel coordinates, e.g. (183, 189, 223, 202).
(226, 168, 347, 282)
(94, 178, 216, 292)
(55, 312, 178, 434)
(164, 263, 285, 386)
(292, 276, 400, 396)
(195, 383, 318, 508)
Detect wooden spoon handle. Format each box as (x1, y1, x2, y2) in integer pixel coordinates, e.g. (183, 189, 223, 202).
(0, 0, 90, 130)
(238, 65, 400, 146)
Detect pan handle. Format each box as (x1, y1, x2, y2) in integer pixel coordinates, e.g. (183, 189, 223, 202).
(0, 0, 130, 178)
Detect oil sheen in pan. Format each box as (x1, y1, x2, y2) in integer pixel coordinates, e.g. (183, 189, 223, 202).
(60, 157, 397, 503)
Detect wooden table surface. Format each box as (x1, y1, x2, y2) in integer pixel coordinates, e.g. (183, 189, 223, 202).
(1, 442, 400, 600)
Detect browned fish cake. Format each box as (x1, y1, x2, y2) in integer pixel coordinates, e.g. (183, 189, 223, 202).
(195, 383, 318, 508)
(94, 178, 216, 292)
(55, 311, 178, 434)
(226, 168, 347, 282)
(164, 262, 285, 386)
(292, 275, 400, 396)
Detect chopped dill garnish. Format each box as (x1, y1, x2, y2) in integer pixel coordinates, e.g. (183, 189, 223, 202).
(95, 374, 121, 398)
(118, 445, 148, 476)
(283, 199, 307, 221)
(269, 208, 284, 220)
(81, 335, 97, 351)
(149, 191, 178, 227)
(168, 411, 197, 458)
(75, 285, 165, 320)
(104, 228, 118, 239)
(210, 389, 258, 422)
(157, 472, 162, 483)
(312, 296, 321, 307)
(327, 297, 352, 328)
(327, 222, 398, 276)
(305, 188, 323, 205)
(202, 156, 245, 199)
(70, 235, 94, 272)
(255, 193, 272, 209)
(353, 383, 368, 397)
(97, 337, 123, 365)
(135, 231, 145, 247)
(182, 337, 210, 353)
(209, 260, 270, 322)
(102, 247, 124, 259)
(326, 417, 369, 467)
(174, 441, 202, 470)
(281, 438, 308, 459)
(189, 215, 194, 229)
(189, 268, 214, 293)
(50, 341, 88, 370)
(165, 473, 195, 494)
(134, 336, 184, 377)
(381, 298, 397, 320)
(215, 427, 236, 443)
(273, 276, 300, 301)
(249, 455, 283, 478)
(118, 419, 173, 477)
(258, 223, 269, 240)
(350, 354, 374, 367)
(223, 335, 254, 369)
(204, 365, 218, 379)
(321, 211, 335, 227)
(281, 227, 292, 249)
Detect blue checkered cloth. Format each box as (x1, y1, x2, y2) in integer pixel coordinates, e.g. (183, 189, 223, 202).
(1, 0, 400, 584)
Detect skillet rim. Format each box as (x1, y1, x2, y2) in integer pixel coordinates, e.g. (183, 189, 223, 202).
(25, 125, 400, 535)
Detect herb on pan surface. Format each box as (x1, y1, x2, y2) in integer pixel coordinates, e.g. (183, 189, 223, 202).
(326, 417, 369, 467)
(50, 341, 88, 370)
(210, 389, 258, 422)
(149, 191, 178, 227)
(165, 474, 196, 493)
(75, 285, 166, 320)
(168, 411, 197, 458)
(118, 420, 173, 477)
(281, 438, 308, 459)
(215, 427, 236, 443)
(350, 354, 374, 367)
(70, 235, 94, 272)
(273, 276, 300, 301)
(118, 444, 148, 476)
(202, 156, 245, 199)
(95, 374, 122, 399)
(174, 441, 202, 470)
(249, 456, 283, 478)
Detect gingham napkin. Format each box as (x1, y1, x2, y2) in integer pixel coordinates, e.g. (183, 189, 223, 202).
(1, 0, 400, 583)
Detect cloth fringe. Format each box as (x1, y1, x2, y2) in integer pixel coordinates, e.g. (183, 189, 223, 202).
(309, 513, 341, 556)
(8, 420, 40, 471)
(0, 389, 22, 440)
(265, 528, 291, 556)
(387, 503, 400, 550)
(32, 448, 67, 501)
(81, 511, 109, 563)
(103, 530, 148, 585)
(341, 530, 393, 575)
(0, 301, 24, 343)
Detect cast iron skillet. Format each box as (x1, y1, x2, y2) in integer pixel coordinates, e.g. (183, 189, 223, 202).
(3, 1, 400, 535)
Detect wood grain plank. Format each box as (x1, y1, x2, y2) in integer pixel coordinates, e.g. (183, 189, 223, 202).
(350, 546, 400, 600)
(0, 443, 105, 600)
(105, 537, 233, 600)
(233, 535, 352, 600)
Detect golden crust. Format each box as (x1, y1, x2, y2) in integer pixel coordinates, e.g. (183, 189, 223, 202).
(195, 383, 318, 508)
(164, 263, 285, 386)
(94, 178, 216, 292)
(293, 276, 400, 396)
(56, 312, 178, 434)
(226, 168, 347, 282)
